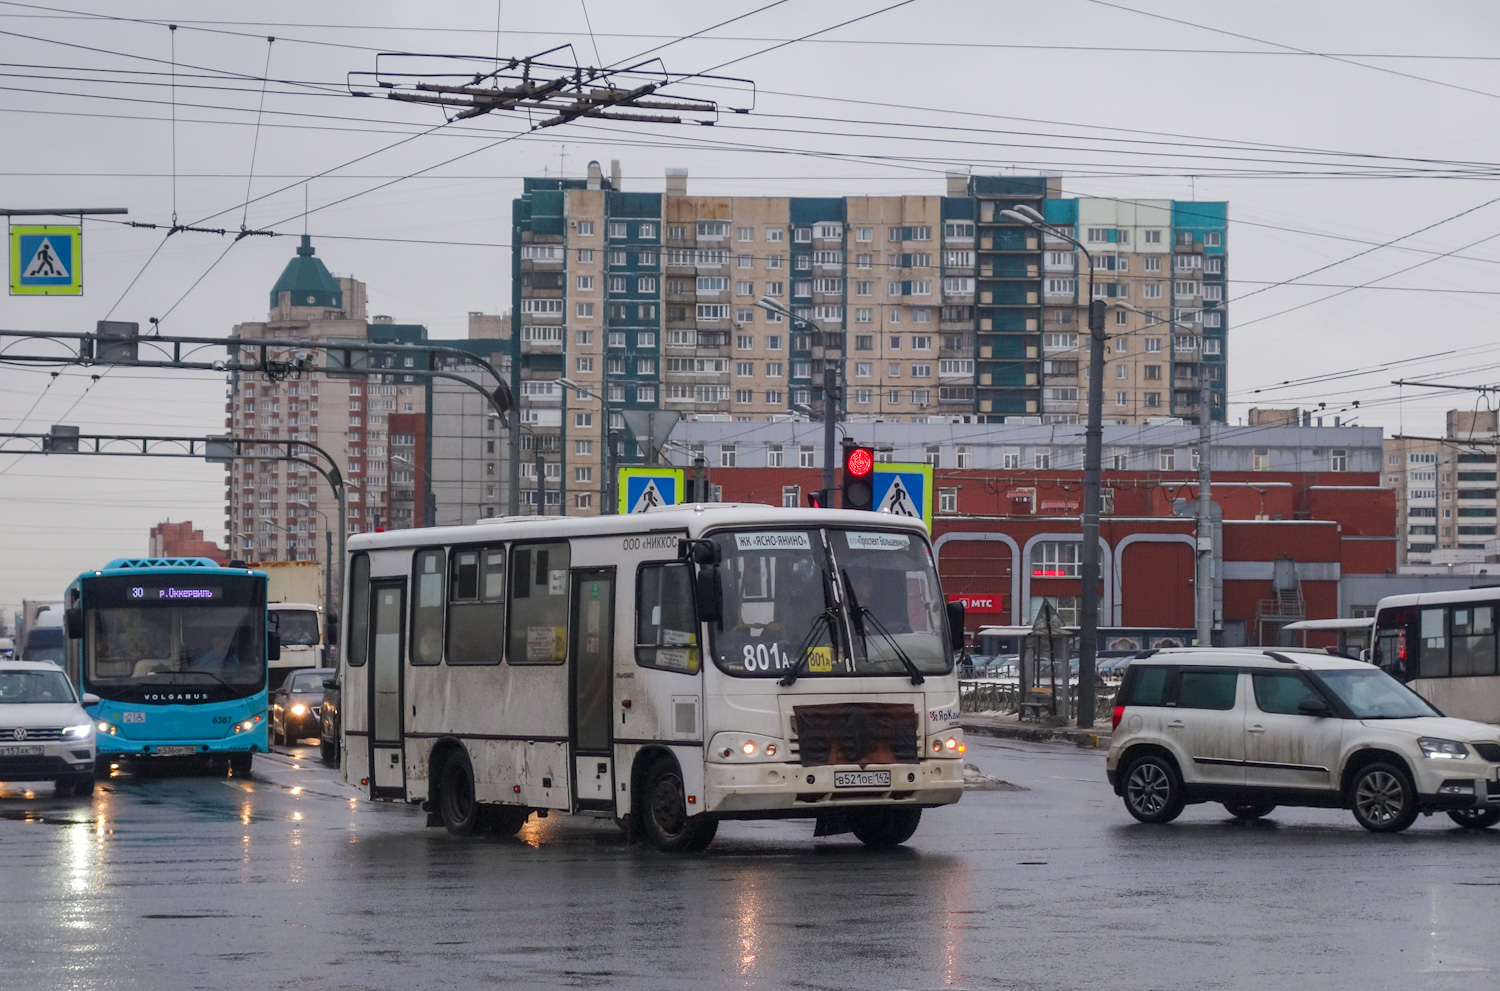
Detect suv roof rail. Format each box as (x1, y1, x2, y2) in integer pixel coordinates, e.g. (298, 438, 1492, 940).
(1262, 650, 1299, 665)
(1133, 649, 1158, 659)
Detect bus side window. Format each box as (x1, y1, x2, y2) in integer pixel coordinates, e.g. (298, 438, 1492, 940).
(1451, 605, 1497, 678)
(636, 563, 700, 674)
(1419, 607, 1448, 678)
(447, 547, 503, 665)
(347, 553, 371, 667)
(508, 542, 569, 665)
(411, 549, 446, 666)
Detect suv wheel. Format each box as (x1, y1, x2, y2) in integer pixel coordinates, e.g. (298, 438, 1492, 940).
(1224, 801, 1276, 821)
(1350, 762, 1418, 833)
(1447, 807, 1500, 830)
(1123, 754, 1185, 824)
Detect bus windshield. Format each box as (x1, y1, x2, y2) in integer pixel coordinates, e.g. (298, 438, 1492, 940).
(709, 527, 950, 679)
(83, 575, 265, 700)
(273, 609, 321, 646)
(1317, 668, 1440, 719)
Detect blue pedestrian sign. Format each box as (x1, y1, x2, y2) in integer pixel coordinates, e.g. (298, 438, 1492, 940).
(870, 462, 934, 530)
(619, 467, 684, 514)
(10, 225, 82, 296)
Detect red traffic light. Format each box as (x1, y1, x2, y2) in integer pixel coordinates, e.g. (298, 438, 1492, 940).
(845, 447, 874, 477)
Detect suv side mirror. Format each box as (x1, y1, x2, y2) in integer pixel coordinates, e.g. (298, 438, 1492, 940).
(1297, 695, 1331, 717)
(945, 600, 966, 652)
(79, 692, 100, 707)
(323, 678, 338, 690)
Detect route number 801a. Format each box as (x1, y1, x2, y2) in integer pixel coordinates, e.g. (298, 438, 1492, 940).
(742, 643, 790, 671)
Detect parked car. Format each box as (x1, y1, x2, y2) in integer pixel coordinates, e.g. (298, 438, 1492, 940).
(270, 667, 335, 745)
(319, 672, 341, 767)
(0, 660, 98, 796)
(1107, 647, 1500, 833)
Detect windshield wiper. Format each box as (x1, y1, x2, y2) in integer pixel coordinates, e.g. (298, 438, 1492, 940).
(842, 568, 924, 686)
(779, 571, 841, 687)
(155, 666, 236, 693)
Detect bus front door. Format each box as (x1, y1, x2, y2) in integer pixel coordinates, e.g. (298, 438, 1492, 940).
(569, 569, 616, 812)
(368, 580, 407, 798)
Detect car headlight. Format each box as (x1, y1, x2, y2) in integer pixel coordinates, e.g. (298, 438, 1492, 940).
(290, 703, 308, 716)
(1419, 737, 1469, 759)
(61, 723, 93, 740)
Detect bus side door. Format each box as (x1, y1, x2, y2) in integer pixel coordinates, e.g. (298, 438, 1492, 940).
(569, 568, 616, 811)
(368, 579, 408, 798)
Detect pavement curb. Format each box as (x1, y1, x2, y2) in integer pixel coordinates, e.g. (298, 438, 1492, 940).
(962, 715, 1111, 750)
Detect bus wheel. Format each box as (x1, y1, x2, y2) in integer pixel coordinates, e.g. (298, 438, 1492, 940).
(849, 807, 922, 849)
(438, 751, 482, 836)
(480, 804, 530, 837)
(228, 753, 253, 777)
(641, 759, 717, 853)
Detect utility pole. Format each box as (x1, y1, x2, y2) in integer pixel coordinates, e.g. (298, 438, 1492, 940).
(1196, 355, 1215, 646)
(821, 364, 839, 504)
(1079, 297, 1106, 728)
(534, 448, 546, 516)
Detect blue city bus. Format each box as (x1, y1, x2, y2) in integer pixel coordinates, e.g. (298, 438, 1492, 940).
(62, 558, 275, 774)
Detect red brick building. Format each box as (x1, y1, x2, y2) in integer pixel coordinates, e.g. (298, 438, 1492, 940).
(148, 521, 228, 565)
(708, 467, 1396, 646)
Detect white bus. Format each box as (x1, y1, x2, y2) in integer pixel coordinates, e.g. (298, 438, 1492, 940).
(268, 602, 324, 691)
(337, 505, 966, 852)
(1372, 587, 1500, 723)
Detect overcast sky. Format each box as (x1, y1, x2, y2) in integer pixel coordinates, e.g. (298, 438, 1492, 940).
(3, 0, 1500, 613)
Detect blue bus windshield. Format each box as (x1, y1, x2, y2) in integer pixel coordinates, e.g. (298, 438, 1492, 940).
(83, 574, 266, 702)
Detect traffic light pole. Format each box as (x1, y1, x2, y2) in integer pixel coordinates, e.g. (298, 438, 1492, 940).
(822, 365, 838, 504)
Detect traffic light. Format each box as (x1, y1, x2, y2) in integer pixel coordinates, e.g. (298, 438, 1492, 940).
(806, 489, 828, 509)
(842, 444, 875, 510)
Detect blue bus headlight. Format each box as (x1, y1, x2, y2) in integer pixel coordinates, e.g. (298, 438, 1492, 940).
(61, 723, 93, 740)
(96, 720, 119, 736)
(232, 714, 265, 734)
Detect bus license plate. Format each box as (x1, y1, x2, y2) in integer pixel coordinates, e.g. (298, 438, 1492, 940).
(155, 746, 196, 757)
(0, 745, 44, 757)
(834, 770, 891, 789)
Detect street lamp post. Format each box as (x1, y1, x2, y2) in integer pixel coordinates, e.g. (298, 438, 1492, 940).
(758, 298, 838, 504)
(1001, 205, 1103, 728)
(296, 500, 335, 642)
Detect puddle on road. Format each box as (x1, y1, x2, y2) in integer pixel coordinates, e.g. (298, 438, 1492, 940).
(0, 809, 96, 827)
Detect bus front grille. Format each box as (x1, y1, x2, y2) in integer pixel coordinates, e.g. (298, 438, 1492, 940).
(791, 703, 919, 766)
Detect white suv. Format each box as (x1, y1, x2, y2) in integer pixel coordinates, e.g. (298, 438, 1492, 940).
(0, 660, 99, 796)
(1106, 648, 1500, 833)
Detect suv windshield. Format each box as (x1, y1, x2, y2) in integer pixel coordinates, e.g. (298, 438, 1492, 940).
(1316, 668, 1440, 719)
(709, 526, 951, 679)
(0, 668, 75, 703)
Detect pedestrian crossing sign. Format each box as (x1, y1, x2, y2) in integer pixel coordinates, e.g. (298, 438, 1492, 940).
(871, 462, 933, 530)
(619, 467, 684, 514)
(10, 225, 82, 295)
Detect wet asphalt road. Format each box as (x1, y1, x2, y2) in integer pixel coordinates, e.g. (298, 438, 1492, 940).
(3, 737, 1499, 991)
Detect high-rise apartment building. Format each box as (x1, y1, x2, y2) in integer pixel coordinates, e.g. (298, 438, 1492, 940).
(1383, 410, 1499, 565)
(224, 236, 428, 562)
(511, 163, 1228, 515)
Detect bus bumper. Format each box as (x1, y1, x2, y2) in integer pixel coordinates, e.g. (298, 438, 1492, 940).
(96, 730, 267, 758)
(702, 758, 964, 815)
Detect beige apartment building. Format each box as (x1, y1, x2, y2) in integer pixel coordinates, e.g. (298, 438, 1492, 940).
(1383, 409, 1499, 565)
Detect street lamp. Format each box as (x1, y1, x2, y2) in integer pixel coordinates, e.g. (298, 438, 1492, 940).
(295, 500, 336, 642)
(999, 205, 1105, 728)
(758, 297, 838, 505)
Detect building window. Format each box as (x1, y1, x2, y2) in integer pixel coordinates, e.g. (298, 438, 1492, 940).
(939, 488, 957, 513)
(924, 446, 940, 468)
(1033, 448, 1051, 469)
(1331, 449, 1348, 472)
(1002, 447, 1020, 470)
(799, 445, 816, 468)
(956, 445, 973, 469)
(720, 444, 737, 467)
(578, 221, 595, 236)
(1253, 448, 1271, 472)
(1031, 542, 1081, 578)
(1159, 449, 1176, 471)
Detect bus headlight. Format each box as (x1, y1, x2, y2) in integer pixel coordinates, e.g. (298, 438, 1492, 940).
(61, 723, 93, 740)
(233, 714, 265, 734)
(709, 733, 785, 762)
(96, 720, 118, 736)
(931, 733, 965, 756)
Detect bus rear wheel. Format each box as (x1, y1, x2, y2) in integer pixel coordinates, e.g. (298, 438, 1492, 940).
(438, 751, 482, 836)
(228, 753, 253, 777)
(480, 804, 531, 837)
(641, 759, 717, 853)
(849, 807, 922, 849)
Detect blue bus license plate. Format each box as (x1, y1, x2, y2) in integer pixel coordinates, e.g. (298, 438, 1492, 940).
(155, 746, 196, 756)
(834, 770, 890, 788)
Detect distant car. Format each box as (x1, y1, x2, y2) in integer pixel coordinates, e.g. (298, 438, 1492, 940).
(270, 667, 335, 745)
(319, 672, 341, 767)
(0, 660, 98, 796)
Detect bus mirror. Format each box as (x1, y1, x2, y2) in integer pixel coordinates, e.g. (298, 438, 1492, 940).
(946, 601, 965, 652)
(695, 564, 723, 625)
(268, 631, 281, 662)
(680, 538, 721, 566)
(64, 606, 83, 640)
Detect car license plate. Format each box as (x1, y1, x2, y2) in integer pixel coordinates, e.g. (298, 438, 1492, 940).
(154, 746, 197, 757)
(0, 745, 44, 757)
(834, 770, 891, 788)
